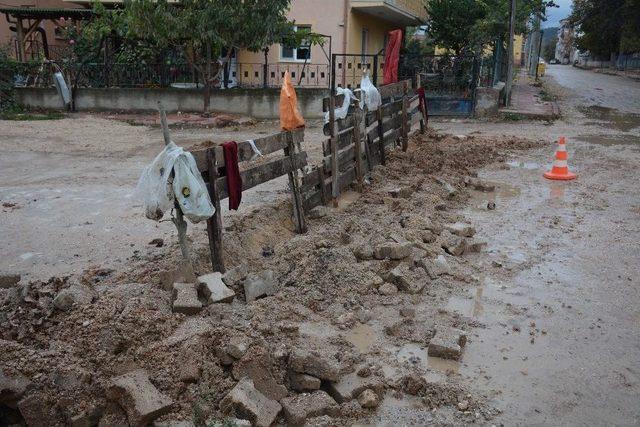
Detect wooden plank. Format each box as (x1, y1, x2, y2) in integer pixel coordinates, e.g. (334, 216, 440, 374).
(303, 166, 357, 212)
(285, 132, 307, 234)
(322, 128, 353, 156)
(378, 79, 412, 100)
(352, 109, 364, 191)
(377, 107, 385, 165)
(329, 95, 339, 206)
(368, 128, 400, 155)
(192, 128, 304, 172)
(322, 144, 356, 174)
(401, 81, 409, 152)
(322, 88, 362, 111)
(365, 99, 402, 126)
(212, 152, 308, 200)
(205, 148, 225, 273)
(367, 114, 401, 142)
(323, 114, 355, 136)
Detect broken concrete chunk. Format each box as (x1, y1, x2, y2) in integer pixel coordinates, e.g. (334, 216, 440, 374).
(220, 378, 281, 427)
(172, 282, 202, 315)
(289, 349, 339, 381)
(198, 273, 235, 303)
(289, 372, 321, 392)
(0, 273, 20, 289)
(387, 265, 425, 294)
(327, 372, 384, 403)
(53, 285, 95, 311)
(281, 391, 339, 426)
(226, 337, 249, 360)
(308, 206, 328, 219)
(222, 265, 249, 287)
(243, 270, 277, 303)
(106, 369, 173, 426)
(0, 370, 31, 408)
(357, 389, 380, 408)
(388, 186, 413, 199)
(465, 239, 487, 253)
(418, 255, 452, 279)
(444, 222, 476, 238)
(427, 327, 467, 360)
(442, 235, 466, 256)
(373, 243, 412, 260)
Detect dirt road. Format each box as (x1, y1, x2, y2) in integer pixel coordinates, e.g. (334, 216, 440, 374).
(430, 65, 640, 424)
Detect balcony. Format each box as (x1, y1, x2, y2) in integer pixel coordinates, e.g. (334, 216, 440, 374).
(351, 0, 427, 26)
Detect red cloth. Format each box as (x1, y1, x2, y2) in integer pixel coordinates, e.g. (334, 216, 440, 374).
(221, 141, 242, 210)
(383, 29, 402, 85)
(417, 87, 428, 125)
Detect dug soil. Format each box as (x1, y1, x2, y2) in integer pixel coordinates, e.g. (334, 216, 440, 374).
(0, 130, 545, 426)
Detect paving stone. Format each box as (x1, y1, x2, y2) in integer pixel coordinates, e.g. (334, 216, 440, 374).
(0, 370, 31, 408)
(373, 243, 412, 260)
(418, 255, 452, 279)
(289, 349, 339, 381)
(441, 234, 466, 256)
(220, 378, 281, 427)
(465, 239, 487, 253)
(225, 336, 249, 359)
(17, 394, 52, 426)
(198, 273, 235, 303)
(388, 186, 413, 199)
(289, 372, 321, 392)
(0, 273, 20, 289)
(387, 265, 425, 294)
(221, 265, 249, 287)
(281, 391, 339, 426)
(232, 347, 287, 401)
(352, 244, 374, 261)
(427, 327, 467, 360)
(172, 282, 202, 315)
(444, 222, 476, 238)
(357, 389, 380, 408)
(106, 369, 173, 426)
(243, 270, 277, 303)
(326, 372, 384, 403)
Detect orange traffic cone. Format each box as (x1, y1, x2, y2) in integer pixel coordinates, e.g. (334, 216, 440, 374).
(544, 136, 576, 180)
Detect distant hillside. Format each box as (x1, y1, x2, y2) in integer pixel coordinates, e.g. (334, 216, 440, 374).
(541, 27, 559, 44)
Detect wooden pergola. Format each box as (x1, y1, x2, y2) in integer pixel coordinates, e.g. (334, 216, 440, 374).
(1, 7, 93, 61)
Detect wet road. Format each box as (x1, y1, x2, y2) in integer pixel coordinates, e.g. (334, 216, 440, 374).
(434, 66, 640, 424)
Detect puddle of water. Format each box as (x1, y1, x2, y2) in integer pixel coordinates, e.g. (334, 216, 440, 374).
(578, 134, 640, 147)
(396, 343, 460, 374)
(507, 160, 540, 170)
(468, 181, 521, 211)
(344, 323, 377, 353)
(577, 105, 640, 132)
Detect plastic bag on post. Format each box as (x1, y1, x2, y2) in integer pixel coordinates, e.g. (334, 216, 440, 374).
(359, 73, 381, 111)
(323, 86, 355, 124)
(53, 72, 71, 106)
(280, 71, 306, 131)
(136, 142, 214, 223)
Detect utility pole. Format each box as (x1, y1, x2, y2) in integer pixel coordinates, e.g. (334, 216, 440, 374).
(504, 0, 516, 106)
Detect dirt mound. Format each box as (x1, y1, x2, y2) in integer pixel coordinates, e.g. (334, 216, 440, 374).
(0, 131, 543, 426)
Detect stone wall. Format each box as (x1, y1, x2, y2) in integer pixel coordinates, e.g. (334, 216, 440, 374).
(474, 82, 505, 117)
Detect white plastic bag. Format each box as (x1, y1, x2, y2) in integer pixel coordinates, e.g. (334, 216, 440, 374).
(324, 86, 355, 124)
(53, 72, 71, 106)
(360, 72, 381, 111)
(136, 142, 214, 223)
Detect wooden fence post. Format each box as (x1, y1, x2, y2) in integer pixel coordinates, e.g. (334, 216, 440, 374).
(285, 132, 307, 233)
(377, 105, 386, 165)
(401, 81, 409, 151)
(352, 108, 364, 192)
(329, 95, 339, 206)
(206, 148, 225, 273)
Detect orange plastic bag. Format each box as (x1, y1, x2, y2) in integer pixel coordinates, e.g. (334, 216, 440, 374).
(280, 71, 305, 131)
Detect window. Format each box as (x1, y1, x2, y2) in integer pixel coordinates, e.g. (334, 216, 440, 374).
(281, 25, 312, 62)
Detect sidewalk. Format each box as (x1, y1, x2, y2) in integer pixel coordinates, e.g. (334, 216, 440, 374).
(500, 69, 560, 120)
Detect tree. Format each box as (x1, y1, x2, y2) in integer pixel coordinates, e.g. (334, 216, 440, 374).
(570, 0, 625, 57)
(543, 35, 558, 61)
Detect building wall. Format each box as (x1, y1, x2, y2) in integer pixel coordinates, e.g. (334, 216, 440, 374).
(0, 0, 76, 58)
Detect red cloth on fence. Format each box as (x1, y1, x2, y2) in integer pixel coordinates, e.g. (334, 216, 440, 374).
(221, 141, 242, 210)
(383, 29, 402, 85)
(417, 87, 428, 125)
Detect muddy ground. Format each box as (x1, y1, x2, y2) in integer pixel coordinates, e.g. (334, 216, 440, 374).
(1, 65, 640, 426)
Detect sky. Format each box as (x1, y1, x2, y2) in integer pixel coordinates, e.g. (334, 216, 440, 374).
(543, 0, 573, 28)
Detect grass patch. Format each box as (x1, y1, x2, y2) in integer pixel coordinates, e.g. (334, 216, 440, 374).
(502, 113, 524, 121)
(0, 107, 65, 121)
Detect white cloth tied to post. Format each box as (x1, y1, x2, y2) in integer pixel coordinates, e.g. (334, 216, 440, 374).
(359, 72, 381, 111)
(246, 139, 263, 160)
(136, 142, 214, 223)
(324, 86, 356, 124)
(53, 72, 71, 106)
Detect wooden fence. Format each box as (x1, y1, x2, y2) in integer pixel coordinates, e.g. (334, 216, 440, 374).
(301, 79, 426, 211)
(191, 79, 427, 273)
